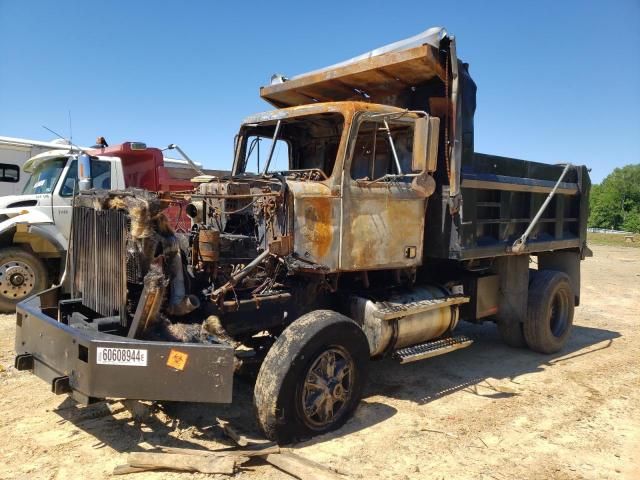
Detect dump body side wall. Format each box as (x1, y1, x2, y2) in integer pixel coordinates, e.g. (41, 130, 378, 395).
(424, 154, 590, 261)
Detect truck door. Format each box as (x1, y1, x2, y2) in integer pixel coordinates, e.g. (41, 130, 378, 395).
(341, 115, 426, 270)
(53, 158, 113, 240)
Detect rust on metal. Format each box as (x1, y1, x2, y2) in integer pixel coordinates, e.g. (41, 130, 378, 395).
(198, 229, 220, 262)
(341, 186, 427, 271)
(268, 234, 293, 256)
(261, 44, 445, 108)
(301, 197, 332, 258)
(288, 181, 341, 270)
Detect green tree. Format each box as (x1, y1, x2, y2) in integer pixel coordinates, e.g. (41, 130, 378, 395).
(589, 164, 640, 232)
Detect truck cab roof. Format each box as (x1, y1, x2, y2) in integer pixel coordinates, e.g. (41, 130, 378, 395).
(241, 101, 411, 125)
(22, 149, 76, 173)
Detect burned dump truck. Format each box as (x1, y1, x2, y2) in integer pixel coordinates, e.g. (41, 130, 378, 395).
(15, 27, 590, 442)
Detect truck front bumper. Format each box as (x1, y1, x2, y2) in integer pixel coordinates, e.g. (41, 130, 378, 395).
(14, 289, 235, 404)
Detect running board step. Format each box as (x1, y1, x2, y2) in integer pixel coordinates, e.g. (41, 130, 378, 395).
(393, 335, 473, 364)
(373, 295, 470, 321)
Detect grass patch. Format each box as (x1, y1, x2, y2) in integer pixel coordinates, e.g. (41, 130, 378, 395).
(588, 232, 640, 248)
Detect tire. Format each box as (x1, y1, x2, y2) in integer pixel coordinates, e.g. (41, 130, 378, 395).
(254, 310, 370, 443)
(523, 270, 574, 354)
(0, 247, 48, 313)
(497, 319, 527, 348)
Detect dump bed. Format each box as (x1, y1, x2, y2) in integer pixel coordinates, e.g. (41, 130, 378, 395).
(425, 153, 591, 260)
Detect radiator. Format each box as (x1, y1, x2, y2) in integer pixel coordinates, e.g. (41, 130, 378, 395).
(71, 206, 128, 324)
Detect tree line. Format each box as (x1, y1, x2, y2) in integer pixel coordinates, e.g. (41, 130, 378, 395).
(589, 164, 640, 233)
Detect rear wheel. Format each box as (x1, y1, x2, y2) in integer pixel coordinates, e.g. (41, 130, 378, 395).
(254, 310, 369, 443)
(523, 270, 574, 354)
(0, 247, 48, 313)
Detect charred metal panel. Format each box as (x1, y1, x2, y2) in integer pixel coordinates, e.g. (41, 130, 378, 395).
(198, 181, 252, 231)
(341, 182, 426, 271)
(260, 45, 445, 108)
(288, 181, 340, 270)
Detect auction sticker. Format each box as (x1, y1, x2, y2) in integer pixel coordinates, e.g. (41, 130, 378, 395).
(96, 347, 148, 366)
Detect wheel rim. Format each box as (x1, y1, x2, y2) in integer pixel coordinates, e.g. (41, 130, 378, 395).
(300, 347, 355, 430)
(549, 288, 570, 337)
(0, 260, 36, 301)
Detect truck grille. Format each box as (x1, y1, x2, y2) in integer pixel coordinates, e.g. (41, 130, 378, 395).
(71, 206, 128, 324)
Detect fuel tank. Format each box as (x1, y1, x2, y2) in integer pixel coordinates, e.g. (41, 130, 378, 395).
(350, 285, 459, 357)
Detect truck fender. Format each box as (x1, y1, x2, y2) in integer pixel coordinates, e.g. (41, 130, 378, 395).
(27, 224, 68, 253)
(0, 209, 66, 255)
(0, 209, 54, 236)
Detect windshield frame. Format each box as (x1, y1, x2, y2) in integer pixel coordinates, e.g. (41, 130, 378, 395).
(232, 111, 346, 180)
(21, 157, 68, 195)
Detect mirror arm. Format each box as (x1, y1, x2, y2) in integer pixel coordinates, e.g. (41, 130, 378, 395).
(166, 144, 205, 175)
(383, 120, 403, 175)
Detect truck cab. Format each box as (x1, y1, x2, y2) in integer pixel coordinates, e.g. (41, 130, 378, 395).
(0, 142, 195, 312)
(231, 101, 438, 272)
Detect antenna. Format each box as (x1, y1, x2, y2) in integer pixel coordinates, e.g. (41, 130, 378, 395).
(68, 110, 73, 146)
(41, 125, 85, 153)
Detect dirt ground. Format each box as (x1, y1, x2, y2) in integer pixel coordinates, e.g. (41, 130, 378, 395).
(1, 244, 639, 480)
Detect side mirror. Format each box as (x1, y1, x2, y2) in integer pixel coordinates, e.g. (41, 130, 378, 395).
(426, 117, 440, 173)
(412, 116, 440, 173)
(412, 117, 429, 172)
(77, 153, 92, 191)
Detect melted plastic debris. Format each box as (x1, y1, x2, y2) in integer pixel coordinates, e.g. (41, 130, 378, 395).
(143, 318, 203, 343)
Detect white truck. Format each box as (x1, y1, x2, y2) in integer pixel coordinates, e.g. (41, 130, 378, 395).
(0, 141, 206, 312)
(0, 136, 76, 196)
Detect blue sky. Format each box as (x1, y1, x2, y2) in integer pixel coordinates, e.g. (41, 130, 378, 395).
(0, 0, 638, 183)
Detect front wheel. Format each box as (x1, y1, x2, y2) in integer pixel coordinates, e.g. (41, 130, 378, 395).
(254, 310, 369, 443)
(0, 247, 48, 313)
